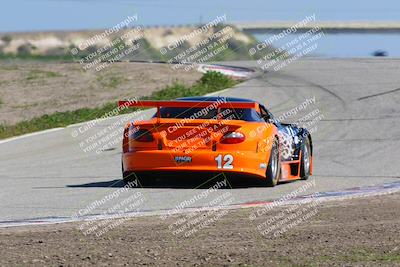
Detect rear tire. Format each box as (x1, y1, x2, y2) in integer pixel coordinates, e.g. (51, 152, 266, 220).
(122, 160, 135, 184)
(265, 138, 281, 187)
(300, 137, 311, 180)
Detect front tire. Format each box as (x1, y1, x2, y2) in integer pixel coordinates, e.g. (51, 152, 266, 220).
(265, 138, 281, 187)
(300, 137, 311, 180)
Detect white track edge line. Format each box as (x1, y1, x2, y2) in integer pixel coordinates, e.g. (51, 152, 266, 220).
(0, 128, 64, 145)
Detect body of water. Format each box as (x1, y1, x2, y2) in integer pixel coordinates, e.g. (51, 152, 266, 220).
(254, 33, 400, 57)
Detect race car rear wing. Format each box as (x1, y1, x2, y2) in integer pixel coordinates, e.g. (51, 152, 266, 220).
(118, 100, 258, 109)
(118, 100, 259, 123)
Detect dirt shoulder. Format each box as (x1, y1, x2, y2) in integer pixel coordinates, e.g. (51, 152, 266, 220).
(0, 62, 201, 125)
(1, 193, 399, 266)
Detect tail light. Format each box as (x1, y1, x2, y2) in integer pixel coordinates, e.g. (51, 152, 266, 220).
(220, 131, 245, 144)
(131, 128, 154, 142)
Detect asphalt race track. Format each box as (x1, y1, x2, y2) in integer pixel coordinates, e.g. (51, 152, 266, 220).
(1, 58, 399, 223)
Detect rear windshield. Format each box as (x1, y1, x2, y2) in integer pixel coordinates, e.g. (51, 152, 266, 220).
(155, 107, 262, 122)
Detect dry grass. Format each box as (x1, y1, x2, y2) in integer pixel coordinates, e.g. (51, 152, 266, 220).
(0, 62, 201, 125)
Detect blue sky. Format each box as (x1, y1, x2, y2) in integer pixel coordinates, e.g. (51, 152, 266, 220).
(2, 0, 400, 32)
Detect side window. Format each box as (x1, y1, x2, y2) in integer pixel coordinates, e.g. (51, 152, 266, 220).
(260, 106, 271, 122)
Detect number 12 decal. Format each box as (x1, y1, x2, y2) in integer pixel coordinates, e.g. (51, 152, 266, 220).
(215, 154, 234, 169)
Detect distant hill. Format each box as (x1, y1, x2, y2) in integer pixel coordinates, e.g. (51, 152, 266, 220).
(0, 25, 273, 62)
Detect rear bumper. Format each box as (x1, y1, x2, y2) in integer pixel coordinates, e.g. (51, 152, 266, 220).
(122, 150, 267, 179)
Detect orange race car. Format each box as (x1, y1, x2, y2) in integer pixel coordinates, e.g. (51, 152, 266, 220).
(119, 96, 313, 187)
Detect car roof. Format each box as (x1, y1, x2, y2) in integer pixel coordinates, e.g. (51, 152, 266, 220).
(177, 96, 257, 103)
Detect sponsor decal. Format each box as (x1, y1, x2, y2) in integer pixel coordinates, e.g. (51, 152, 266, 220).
(174, 156, 192, 163)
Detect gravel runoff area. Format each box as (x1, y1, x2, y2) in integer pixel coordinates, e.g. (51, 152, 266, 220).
(1, 192, 399, 266)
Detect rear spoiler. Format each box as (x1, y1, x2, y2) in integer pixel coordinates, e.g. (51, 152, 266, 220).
(118, 100, 259, 123)
(118, 100, 258, 109)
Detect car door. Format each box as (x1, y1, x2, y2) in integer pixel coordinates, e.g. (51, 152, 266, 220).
(259, 105, 296, 160)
